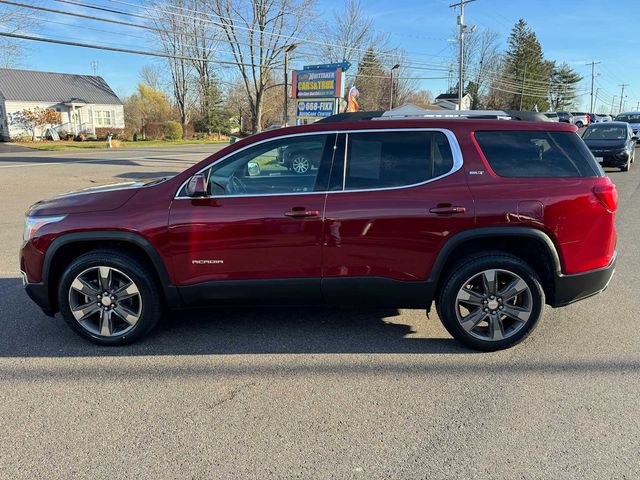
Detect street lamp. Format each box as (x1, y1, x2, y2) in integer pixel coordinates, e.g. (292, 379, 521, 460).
(283, 44, 298, 126)
(389, 63, 400, 110)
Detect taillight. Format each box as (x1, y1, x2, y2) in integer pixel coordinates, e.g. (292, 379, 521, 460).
(593, 184, 618, 213)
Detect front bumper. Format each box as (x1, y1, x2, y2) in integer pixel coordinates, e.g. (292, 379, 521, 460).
(22, 271, 55, 317)
(550, 252, 616, 307)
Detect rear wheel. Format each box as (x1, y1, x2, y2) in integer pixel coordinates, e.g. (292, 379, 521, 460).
(58, 250, 162, 345)
(575, 121, 584, 128)
(437, 253, 544, 351)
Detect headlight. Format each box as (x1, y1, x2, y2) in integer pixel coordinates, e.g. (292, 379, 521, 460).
(23, 215, 66, 242)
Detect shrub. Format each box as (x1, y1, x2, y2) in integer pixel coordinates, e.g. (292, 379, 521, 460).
(144, 122, 164, 140)
(163, 121, 183, 140)
(11, 135, 33, 143)
(95, 128, 129, 140)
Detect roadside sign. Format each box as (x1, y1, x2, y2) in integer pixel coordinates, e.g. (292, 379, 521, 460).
(292, 67, 344, 99)
(303, 61, 351, 72)
(296, 99, 336, 118)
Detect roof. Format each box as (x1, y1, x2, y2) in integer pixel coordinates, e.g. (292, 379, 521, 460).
(0, 68, 122, 105)
(435, 93, 469, 100)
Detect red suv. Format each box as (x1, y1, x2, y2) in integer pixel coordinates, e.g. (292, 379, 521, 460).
(20, 116, 618, 350)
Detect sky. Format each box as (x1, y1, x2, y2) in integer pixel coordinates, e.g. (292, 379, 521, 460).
(9, 0, 640, 113)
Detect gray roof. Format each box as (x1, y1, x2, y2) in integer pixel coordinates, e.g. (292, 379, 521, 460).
(0, 68, 122, 105)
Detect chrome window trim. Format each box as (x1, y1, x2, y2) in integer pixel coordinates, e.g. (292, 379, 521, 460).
(174, 128, 463, 199)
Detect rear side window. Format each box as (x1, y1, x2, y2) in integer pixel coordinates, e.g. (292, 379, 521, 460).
(343, 131, 454, 190)
(474, 130, 602, 178)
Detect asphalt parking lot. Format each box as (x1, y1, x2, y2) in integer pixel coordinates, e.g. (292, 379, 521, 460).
(0, 143, 639, 479)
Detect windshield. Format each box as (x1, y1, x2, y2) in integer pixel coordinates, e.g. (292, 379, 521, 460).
(616, 114, 640, 123)
(582, 126, 627, 140)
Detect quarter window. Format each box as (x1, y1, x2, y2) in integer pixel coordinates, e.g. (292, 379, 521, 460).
(343, 131, 454, 190)
(474, 130, 602, 178)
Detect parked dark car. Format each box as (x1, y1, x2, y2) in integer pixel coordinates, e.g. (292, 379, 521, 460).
(557, 111, 574, 124)
(21, 113, 618, 351)
(614, 112, 640, 138)
(588, 113, 598, 124)
(582, 121, 637, 171)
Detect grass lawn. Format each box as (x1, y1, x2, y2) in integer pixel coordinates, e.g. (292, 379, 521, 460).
(16, 139, 230, 151)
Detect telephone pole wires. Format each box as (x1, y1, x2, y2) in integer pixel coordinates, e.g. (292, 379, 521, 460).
(619, 84, 629, 114)
(449, 0, 476, 110)
(586, 61, 600, 112)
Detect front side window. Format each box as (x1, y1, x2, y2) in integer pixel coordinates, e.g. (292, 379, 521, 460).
(200, 134, 332, 197)
(474, 130, 602, 178)
(343, 131, 455, 190)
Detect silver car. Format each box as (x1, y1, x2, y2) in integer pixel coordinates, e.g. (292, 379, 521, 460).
(615, 112, 640, 137)
(596, 114, 613, 123)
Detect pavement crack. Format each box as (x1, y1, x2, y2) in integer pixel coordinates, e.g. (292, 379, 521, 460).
(208, 381, 257, 409)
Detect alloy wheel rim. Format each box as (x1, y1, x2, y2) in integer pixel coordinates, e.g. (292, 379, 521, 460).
(291, 156, 310, 173)
(454, 269, 533, 342)
(68, 266, 142, 337)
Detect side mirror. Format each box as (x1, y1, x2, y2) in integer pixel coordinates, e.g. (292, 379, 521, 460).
(185, 173, 208, 197)
(632, 136, 639, 142)
(247, 161, 261, 177)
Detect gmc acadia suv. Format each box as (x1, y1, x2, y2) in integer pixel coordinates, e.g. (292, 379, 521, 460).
(20, 116, 618, 351)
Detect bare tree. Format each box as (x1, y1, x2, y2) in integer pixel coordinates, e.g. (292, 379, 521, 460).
(319, 0, 387, 65)
(0, 3, 39, 67)
(185, 0, 221, 126)
(151, 0, 193, 136)
(466, 29, 500, 108)
(207, 0, 316, 132)
(139, 65, 165, 90)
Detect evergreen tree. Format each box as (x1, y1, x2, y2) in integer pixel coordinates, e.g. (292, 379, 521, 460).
(503, 19, 552, 111)
(548, 63, 583, 111)
(354, 48, 390, 111)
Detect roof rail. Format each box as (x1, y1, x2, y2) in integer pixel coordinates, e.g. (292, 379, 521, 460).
(316, 109, 551, 124)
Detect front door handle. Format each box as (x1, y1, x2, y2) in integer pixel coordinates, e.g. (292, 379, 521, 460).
(284, 208, 320, 218)
(429, 205, 466, 215)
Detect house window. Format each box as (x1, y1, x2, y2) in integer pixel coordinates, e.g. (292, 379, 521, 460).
(95, 110, 113, 127)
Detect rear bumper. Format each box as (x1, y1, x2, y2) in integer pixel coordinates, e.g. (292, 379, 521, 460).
(550, 252, 616, 307)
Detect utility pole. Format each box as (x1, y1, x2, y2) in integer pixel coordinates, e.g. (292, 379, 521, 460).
(519, 63, 527, 110)
(450, 0, 476, 110)
(283, 44, 297, 127)
(389, 64, 400, 110)
(610, 95, 617, 116)
(586, 61, 600, 112)
(618, 84, 628, 114)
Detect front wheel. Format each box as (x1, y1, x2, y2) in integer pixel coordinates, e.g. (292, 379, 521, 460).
(58, 250, 162, 345)
(289, 153, 311, 175)
(437, 253, 544, 351)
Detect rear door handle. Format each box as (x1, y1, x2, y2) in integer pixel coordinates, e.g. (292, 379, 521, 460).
(429, 206, 466, 215)
(284, 209, 320, 218)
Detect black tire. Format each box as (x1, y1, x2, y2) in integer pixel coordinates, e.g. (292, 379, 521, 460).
(621, 158, 630, 172)
(437, 253, 545, 351)
(575, 121, 584, 128)
(57, 250, 163, 345)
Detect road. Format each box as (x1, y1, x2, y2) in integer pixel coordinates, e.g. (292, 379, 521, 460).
(0, 144, 639, 479)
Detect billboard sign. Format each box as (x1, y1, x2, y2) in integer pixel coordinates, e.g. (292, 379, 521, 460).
(296, 99, 335, 118)
(293, 67, 343, 99)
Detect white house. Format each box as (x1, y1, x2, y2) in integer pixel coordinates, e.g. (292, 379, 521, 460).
(0, 68, 125, 140)
(434, 92, 472, 110)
